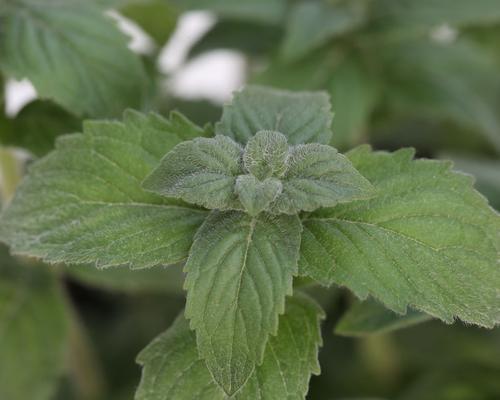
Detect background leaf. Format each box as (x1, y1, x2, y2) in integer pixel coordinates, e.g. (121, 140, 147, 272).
(0, 245, 69, 400)
(0, 0, 148, 117)
(335, 298, 432, 337)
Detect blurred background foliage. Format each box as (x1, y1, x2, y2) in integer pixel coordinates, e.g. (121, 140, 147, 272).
(1, 0, 500, 399)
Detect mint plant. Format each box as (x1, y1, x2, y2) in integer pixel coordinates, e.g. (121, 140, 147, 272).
(1, 85, 499, 399)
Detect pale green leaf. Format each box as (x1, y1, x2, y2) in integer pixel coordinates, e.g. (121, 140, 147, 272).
(0, 245, 69, 400)
(272, 143, 375, 214)
(216, 85, 333, 145)
(335, 298, 432, 337)
(243, 130, 288, 179)
(0, 0, 147, 117)
(136, 293, 324, 400)
(0, 111, 208, 268)
(299, 145, 500, 327)
(281, 0, 367, 61)
(235, 175, 282, 216)
(142, 135, 244, 210)
(184, 210, 302, 395)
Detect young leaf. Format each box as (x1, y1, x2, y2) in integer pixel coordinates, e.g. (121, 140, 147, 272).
(299, 145, 500, 327)
(0, 246, 69, 400)
(235, 175, 282, 216)
(0, 111, 208, 268)
(0, 0, 147, 117)
(243, 130, 288, 179)
(216, 85, 333, 145)
(335, 298, 432, 337)
(281, 0, 367, 61)
(142, 135, 244, 210)
(184, 210, 302, 395)
(272, 143, 375, 214)
(136, 293, 324, 400)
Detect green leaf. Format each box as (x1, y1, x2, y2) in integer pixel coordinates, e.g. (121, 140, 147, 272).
(243, 130, 289, 179)
(328, 57, 380, 150)
(335, 298, 432, 337)
(184, 210, 302, 395)
(0, 0, 147, 117)
(136, 293, 324, 400)
(371, 0, 500, 36)
(299, 145, 500, 327)
(271, 143, 375, 214)
(235, 175, 282, 216)
(188, 20, 282, 59)
(0, 100, 80, 156)
(0, 111, 208, 268)
(216, 85, 333, 145)
(120, 0, 178, 45)
(383, 40, 500, 154)
(174, 0, 287, 24)
(142, 135, 244, 210)
(281, 0, 367, 61)
(0, 245, 69, 400)
(66, 262, 185, 294)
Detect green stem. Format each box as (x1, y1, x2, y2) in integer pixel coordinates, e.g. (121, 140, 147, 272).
(0, 146, 21, 204)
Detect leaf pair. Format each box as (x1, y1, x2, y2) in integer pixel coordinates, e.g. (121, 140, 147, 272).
(142, 130, 374, 216)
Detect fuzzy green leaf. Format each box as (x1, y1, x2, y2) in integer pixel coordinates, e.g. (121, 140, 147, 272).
(0, 0, 147, 117)
(335, 298, 432, 337)
(235, 175, 282, 216)
(243, 130, 288, 179)
(136, 293, 323, 400)
(142, 135, 244, 210)
(0, 246, 69, 400)
(299, 145, 500, 327)
(272, 143, 375, 214)
(0, 111, 208, 268)
(184, 210, 302, 395)
(216, 85, 333, 145)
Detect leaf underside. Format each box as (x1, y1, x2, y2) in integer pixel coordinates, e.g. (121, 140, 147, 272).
(299, 145, 500, 327)
(184, 210, 302, 395)
(0, 111, 209, 268)
(136, 292, 324, 400)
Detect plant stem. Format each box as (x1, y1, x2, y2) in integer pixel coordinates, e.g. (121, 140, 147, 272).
(0, 146, 22, 204)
